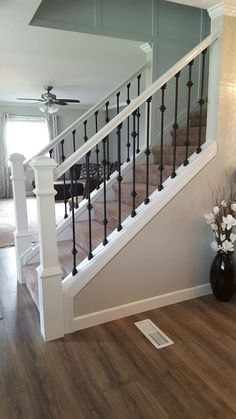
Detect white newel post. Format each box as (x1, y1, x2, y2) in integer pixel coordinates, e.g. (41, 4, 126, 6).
(206, 4, 223, 144)
(30, 156, 64, 341)
(140, 43, 154, 151)
(9, 153, 32, 284)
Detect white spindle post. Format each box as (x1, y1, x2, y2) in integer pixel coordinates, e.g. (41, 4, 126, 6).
(30, 156, 64, 341)
(9, 153, 32, 283)
(206, 4, 223, 144)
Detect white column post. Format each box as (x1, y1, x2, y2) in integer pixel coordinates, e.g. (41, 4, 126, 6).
(30, 156, 64, 341)
(9, 153, 32, 284)
(206, 4, 224, 144)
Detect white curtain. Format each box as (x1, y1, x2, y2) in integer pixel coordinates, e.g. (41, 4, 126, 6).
(0, 113, 11, 198)
(46, 115, 60, 163)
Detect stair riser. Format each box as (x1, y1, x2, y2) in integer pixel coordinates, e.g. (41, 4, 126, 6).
(171, 133, 206, 146)
(136, 167, 172, 185)
(190, 116, 207, 128)
(93, 204, 131, 230)
(152, 147, 196, 166)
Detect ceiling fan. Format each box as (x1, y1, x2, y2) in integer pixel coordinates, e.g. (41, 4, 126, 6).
(17, 86, 80, 114)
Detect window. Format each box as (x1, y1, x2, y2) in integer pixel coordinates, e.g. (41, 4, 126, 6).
(6, 116, 49, 161)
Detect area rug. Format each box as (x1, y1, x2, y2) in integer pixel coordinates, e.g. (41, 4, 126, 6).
(0, 197, 65, 248)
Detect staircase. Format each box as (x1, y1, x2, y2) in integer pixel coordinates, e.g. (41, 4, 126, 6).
(10, 32, 220, 341)
(22, 107, 207, 310)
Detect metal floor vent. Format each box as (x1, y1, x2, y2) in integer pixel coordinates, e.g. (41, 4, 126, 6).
(135, 319, 173, 349)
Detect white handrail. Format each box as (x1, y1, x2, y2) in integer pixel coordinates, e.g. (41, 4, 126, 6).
(54, 33, 219, 181)
(24, 62, 149, 167)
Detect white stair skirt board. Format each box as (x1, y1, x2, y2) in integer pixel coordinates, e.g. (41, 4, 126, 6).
(72, 283, 212, 332)
(135, 319, 173, 349)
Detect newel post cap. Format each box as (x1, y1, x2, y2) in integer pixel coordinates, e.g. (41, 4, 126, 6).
(30, 155, 58, 170)
(9, 153, 26, 164)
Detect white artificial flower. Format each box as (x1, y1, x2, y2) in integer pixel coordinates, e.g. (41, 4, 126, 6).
(221, 200, 227, 207)
(204, 212, 215, 224)
(221, 240, 234, 253)
(220, 234, 226, 241)
(231, 202, 236, 212)
(221, 222, 226, 231)
(211, 223, 218, 231)
(211, 241, 221, 252)
(230, 233, 236, 243)
(222, 215, 236, 230)
(213, 206, 220, 215)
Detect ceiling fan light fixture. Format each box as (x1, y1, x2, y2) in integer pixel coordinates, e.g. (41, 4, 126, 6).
(39, 103, 59, 114)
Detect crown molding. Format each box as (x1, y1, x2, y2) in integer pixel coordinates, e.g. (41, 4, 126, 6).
(208, 2, 224, 19)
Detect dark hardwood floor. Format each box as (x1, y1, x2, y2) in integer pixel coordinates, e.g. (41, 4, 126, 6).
(1, 247, 236, 418)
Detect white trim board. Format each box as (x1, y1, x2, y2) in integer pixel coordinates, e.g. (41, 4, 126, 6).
(72, 283, 212, 332)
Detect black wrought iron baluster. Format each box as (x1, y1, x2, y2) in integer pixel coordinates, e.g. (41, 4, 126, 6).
(95, 111, 100, 190)
(171, 72, 181, 178)
(49, 149, 53, 158)
(126, 83, 131, 162)
(72, 129, 78, 208)
(86, 150, 93, 260)
(136, 74, 141, 153)
(196, 49, 207, 154)
(158, 84, 167, 191)
(131, 111, 137, 217)
(184, 60, 194, 166)
(60, 139, 68, 219)
(102, 137, 108, 245)
(144, 97, 152, 205)
(116, 92, 120, 114)
(116, 124, 123, 231)
(70, 165, 78, 276)
(105, 101, 110, 180)
(83, 120, 88, 143)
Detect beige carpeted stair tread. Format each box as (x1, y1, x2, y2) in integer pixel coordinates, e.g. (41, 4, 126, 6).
(190, 107, 207, 123)
(170, 126, 206, 146)
(22, 240, 87, 310)
(75, 220, 108, 254)
(93, 201, 132, 230)
(113, 182, 156, 207)
(152, 145, 196, 165)
(135, 164, 173, 185)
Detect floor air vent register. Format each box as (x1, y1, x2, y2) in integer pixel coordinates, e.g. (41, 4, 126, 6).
(135, 319, 173, 349)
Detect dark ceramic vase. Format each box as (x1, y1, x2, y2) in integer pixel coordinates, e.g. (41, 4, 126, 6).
(210, 252, 235, 302)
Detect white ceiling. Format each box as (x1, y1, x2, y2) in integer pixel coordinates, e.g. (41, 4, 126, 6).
(0, 0, 145, 107)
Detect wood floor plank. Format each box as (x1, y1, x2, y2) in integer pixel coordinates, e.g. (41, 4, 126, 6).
(2, 247, 236, 418)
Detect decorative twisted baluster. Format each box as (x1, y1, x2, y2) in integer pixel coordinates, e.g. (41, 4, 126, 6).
(72, 129, 78, 208)
(126, 83, 131, 162)
(102, 137, 108, 245)
(95, 111, 100, 189)
(49, 149, 53, 158)
(83, 120, 88, 143)
(60, 139, 68, 219)
(116, 123, 123, 231)
(105, 101, 110, 180)
(136, 74, 141, 153)
(70, 165, 78, 276)
(144, 97, 152, 205)
(196, 49, 207, 154)
(158, 84, 167, 191)
(171, 72, 181, 178)
(86, 149, 93, 260)
(131, 111, 137, 217)
(184, 60, 194, 166)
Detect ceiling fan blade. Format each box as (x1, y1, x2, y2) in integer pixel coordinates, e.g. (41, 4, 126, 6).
(54, 100, 68, 106)
(17, 98, 43, 102)
(58, 99, 80, 103)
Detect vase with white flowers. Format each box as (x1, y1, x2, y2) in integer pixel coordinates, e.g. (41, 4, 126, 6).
(205, 186, 236, 301)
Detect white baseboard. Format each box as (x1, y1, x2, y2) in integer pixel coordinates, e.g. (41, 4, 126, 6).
(72, 283, 212, 331)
